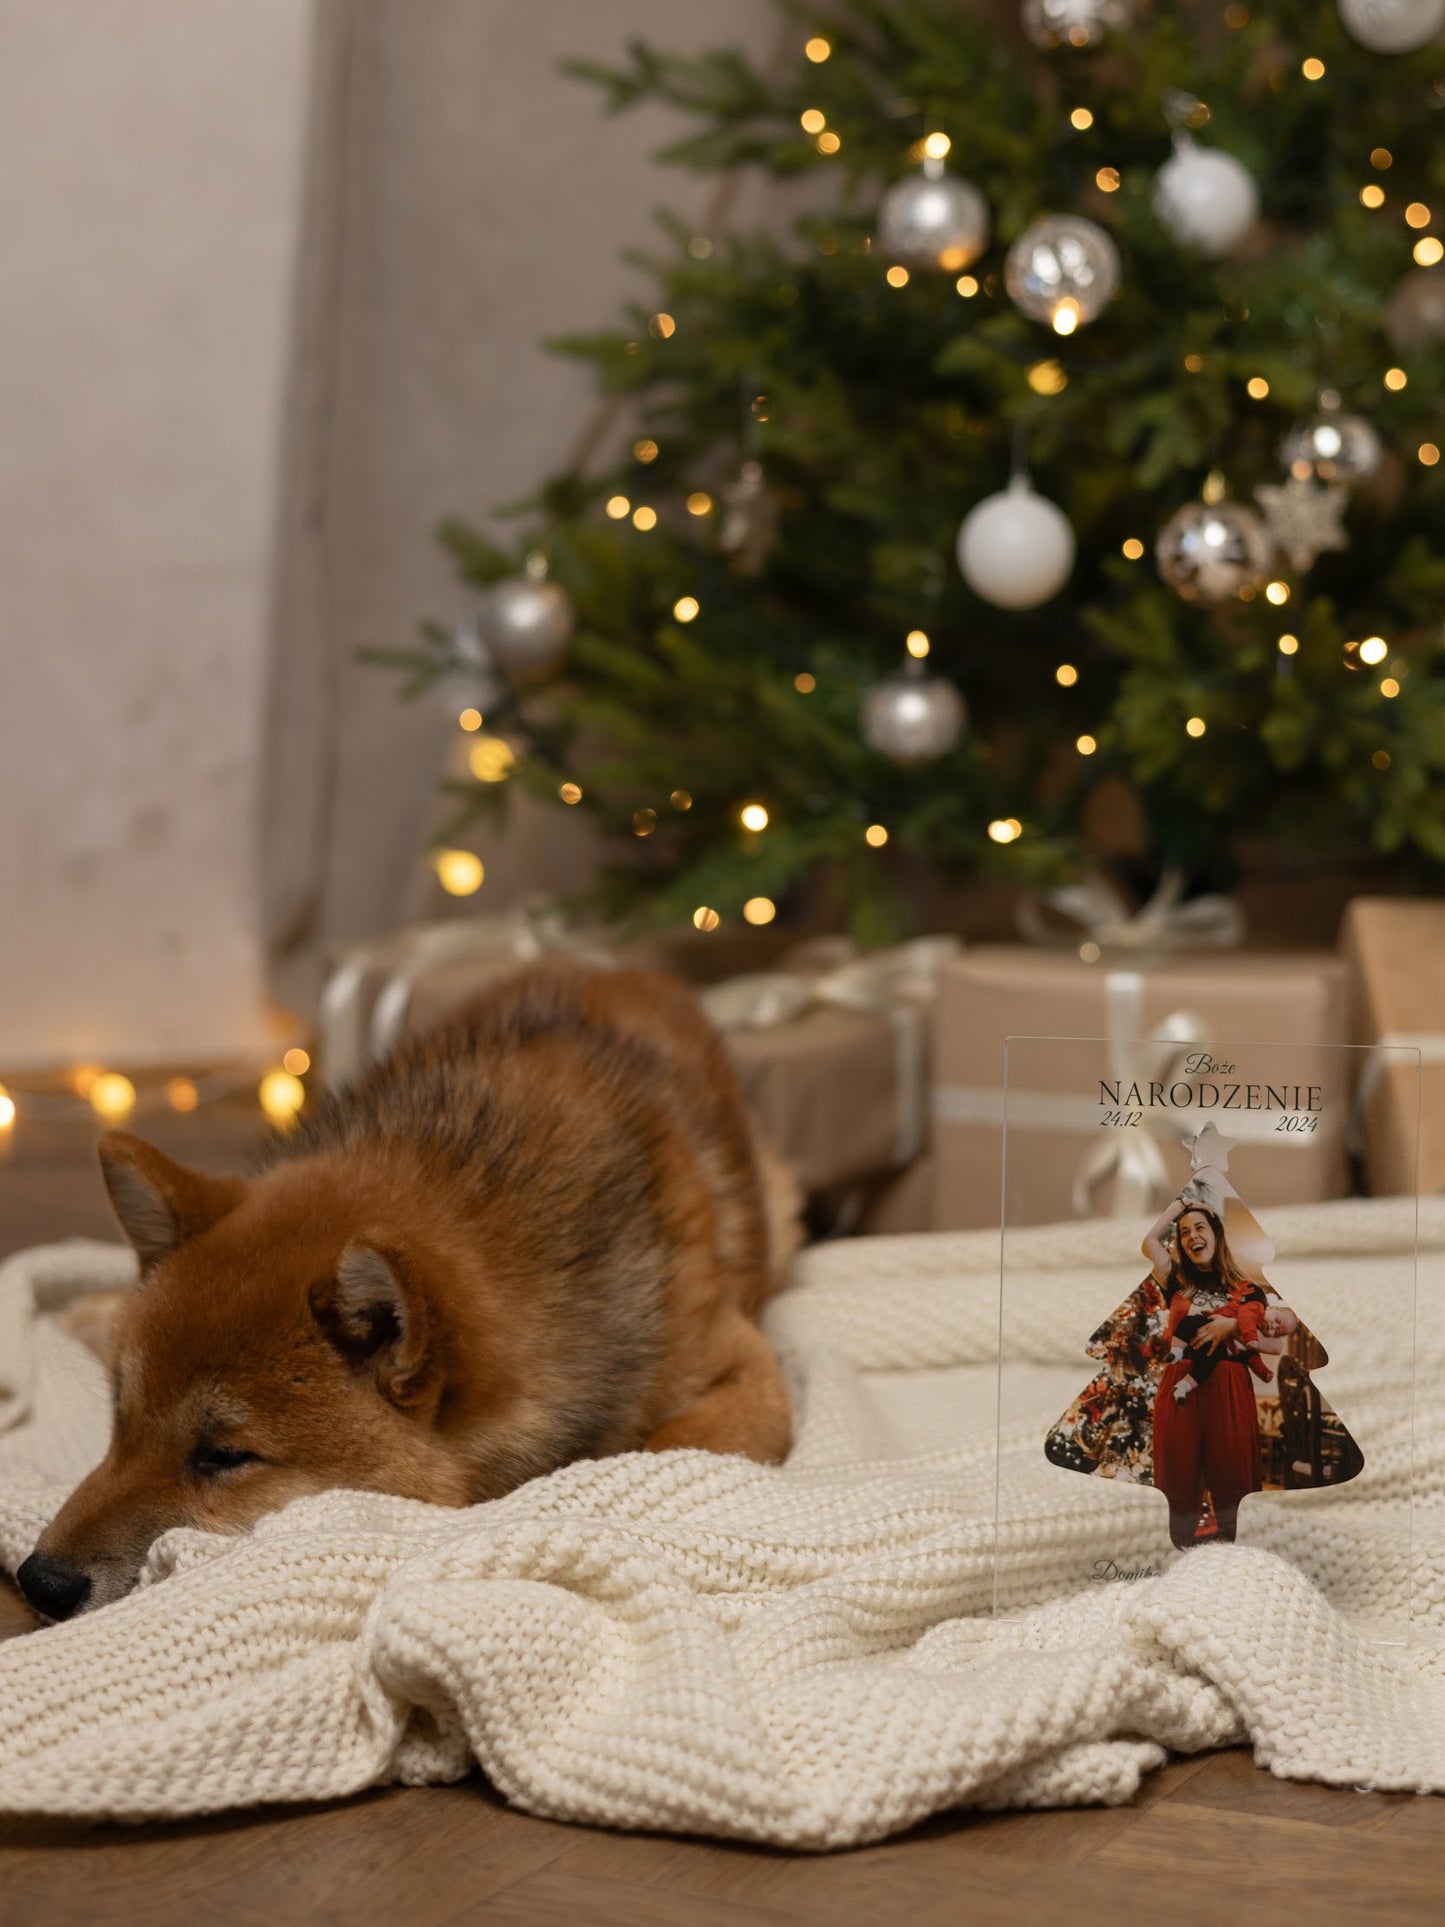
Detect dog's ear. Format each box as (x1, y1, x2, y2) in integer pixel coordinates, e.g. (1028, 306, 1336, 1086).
(309, 1243, 434, 1407)
(97, 1132, 247, 1272)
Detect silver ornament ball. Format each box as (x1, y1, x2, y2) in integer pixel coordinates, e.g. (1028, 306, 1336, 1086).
(439, 616, 505, 710)
(1022, 0, 1134, 50)
(1005, 215, 1120, 333)
(1338, 0, 1445, 53)
(481, 565, 574, 679)
(1280, 409, 1382, 487)
(862, 668, 967, 763)
(1385, 268, 1445, 354)
(1155, 500, 1273, 603)
(877, 163, 989, 271)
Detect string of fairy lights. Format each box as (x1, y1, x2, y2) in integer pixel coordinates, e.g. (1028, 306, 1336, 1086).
(0, 1052, 313, 1145)
(421, 1, 1443, 930)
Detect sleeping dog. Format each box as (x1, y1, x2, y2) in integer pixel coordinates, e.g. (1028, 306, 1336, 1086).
(17, 964, 799, 1619)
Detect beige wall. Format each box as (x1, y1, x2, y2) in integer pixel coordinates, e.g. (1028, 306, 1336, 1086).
(0, 0, 315, 1067)
(0, 1, 784, 1065)
(264, 0, 781, 1011)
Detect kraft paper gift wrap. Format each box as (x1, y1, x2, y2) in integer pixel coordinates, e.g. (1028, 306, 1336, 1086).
(1342, 896, 1445, 1197)
(317, 915, 953, 1201)
(931, 946, 1350, 1231)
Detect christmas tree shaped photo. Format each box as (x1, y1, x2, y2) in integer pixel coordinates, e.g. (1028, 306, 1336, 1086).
(1044, 1124, 1363, 1550)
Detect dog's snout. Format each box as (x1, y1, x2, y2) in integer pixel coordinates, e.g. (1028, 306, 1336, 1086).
(16, 1550, 92, 1621)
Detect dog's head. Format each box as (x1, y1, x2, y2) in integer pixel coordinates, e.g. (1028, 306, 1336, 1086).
(17, 1131, 488, 1620)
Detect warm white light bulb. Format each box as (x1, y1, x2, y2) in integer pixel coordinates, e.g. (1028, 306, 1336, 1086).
(89, 1073, 137, 1121)
(259, 1069, 306, 1123)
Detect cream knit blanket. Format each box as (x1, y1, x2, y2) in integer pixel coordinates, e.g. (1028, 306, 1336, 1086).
(1, 1204, 1443, 1844)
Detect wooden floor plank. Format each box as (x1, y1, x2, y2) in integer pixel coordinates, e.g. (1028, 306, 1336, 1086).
(1093, 1801, 1445, 1924)
(1373, 1791, 1445, 1844)
(0, 1783, 575, 1927)
(1163, 1744, 1412, 1831)
(476, 1849, 1173, 1927)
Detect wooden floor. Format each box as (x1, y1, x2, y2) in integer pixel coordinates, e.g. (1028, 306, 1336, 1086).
(3, 1108, 1444, 1924)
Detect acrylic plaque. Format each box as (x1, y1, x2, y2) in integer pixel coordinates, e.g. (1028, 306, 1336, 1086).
(990, 1034, 1426, 1636)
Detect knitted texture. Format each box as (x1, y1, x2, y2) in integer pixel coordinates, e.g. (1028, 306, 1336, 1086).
(0, 1207, 1442, 1843)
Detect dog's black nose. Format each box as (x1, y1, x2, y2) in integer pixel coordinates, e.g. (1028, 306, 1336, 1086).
(15, 1551, 91, 1621)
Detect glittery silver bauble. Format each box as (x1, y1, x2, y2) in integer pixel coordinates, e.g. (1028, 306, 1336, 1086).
(480, 558, 574, 679)
(1005, 216, 1120, 334)
(861, 666, 967, 762)
(1152, 135, 1259, 258)
(1385, 268, 1445, 354)
(1155, 500, 1273, 603)
(1022, 0, 1133, 49)
(1279, 408, 1382, 487)
(1338, 0, 1445, 53)
(877, 161, 989, 271)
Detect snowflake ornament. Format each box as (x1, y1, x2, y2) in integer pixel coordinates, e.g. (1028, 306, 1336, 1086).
(1253, 475, 1349, 573)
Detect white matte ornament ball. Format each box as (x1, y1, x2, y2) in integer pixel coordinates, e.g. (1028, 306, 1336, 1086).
(481, 566, 574, 679)
(1004, 216, 1120, 334)
(1338, 0, 1445, 52)
(1155, 500, 1272, 603)
(877, 163, 989, 272)
(957, 475, 1076, 609)
(862, 668, 967, 762)
(1152, 136, 1259, 258)
(1022, 0, 1134, 49)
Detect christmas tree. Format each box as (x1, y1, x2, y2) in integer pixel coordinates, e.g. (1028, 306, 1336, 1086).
(387, 0, 1445, 940)
(1044, 1124, 1363, 1548)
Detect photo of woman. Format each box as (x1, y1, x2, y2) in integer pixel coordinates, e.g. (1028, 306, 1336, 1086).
(1043, 1131, 1363, 1549)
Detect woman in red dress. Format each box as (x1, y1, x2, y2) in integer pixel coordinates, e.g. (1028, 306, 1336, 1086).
(1144, 1197, 1263, 1549)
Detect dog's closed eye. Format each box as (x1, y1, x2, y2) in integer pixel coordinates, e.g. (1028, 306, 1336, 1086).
(190, 1445, 262, 1478)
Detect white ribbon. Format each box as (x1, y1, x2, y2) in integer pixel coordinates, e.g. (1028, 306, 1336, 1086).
(1017, 865, 1244, 956)
(700, 935, 961, 1168)
(932, 973, 1207, 1218)
(317, 904, 613, 1088)
(1348, 1030, 1445, 1157)
(1069, 973, 1205, 1217)
(933, 963, 1326, 1221)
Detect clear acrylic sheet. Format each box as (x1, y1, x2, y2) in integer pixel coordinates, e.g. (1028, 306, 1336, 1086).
(990, 1036, 1424, 1639)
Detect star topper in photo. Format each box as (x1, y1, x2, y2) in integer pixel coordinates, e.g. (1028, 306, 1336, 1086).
(1184, 1122, 1238, 1172)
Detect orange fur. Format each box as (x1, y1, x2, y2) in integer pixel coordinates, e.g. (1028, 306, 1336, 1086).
(23, 966, 799, 1617)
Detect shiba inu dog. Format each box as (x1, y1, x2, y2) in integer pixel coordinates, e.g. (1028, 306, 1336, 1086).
(17, 964, 800, 1620)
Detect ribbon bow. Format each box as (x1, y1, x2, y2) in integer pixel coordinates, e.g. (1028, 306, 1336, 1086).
(699, 935, 961, 1032)
(1070, 971, 1206, 1218)
(1019, 866, 1244, 957)
(700, 936, 962, 1168)
(318, 902, 613, 1087)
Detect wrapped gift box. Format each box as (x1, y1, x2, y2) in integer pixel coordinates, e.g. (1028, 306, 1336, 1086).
(857, 1152, 936, 1235)
(718, 991, 931, 1195)
(932, 946, 1349, 1230)
(317, 912, 952, 1203)
(1341, 896, 1445, 1196)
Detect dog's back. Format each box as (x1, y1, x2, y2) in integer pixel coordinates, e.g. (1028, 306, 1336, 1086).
(258, 961, 799, 1464)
